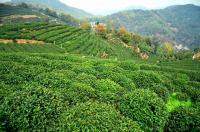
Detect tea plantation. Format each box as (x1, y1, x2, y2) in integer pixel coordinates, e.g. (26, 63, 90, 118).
(0, 23, 134, 59)
(0, 22, 199, 131)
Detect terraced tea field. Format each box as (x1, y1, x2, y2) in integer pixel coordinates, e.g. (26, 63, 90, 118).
(0, 23, 134, 59)
(0, 22, 199, 131)
(0, 52, 199, 131)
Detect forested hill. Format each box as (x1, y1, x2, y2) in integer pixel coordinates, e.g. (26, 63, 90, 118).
(0, 3, 79, 26)
(10, 0, 93, 18)
(100, 4, 200, 49)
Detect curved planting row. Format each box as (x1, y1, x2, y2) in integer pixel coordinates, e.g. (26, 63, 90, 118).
(0, 23, 134, 58)
(0, 53, 199, 131)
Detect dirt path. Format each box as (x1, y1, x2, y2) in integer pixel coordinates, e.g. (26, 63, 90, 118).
(0, 39, 45, 44)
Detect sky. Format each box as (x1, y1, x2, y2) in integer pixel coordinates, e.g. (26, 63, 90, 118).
(60, 0, 200, 15)
(0, 0, 200, 15)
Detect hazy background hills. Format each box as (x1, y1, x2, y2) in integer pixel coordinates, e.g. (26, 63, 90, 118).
(9, 0, 93, 18)
(96, 4, 200, 49)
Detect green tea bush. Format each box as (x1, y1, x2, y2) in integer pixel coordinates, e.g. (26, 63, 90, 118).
(62, 82, 97, 105)
(97, 71, 135, 90)
(72, 65, 96, 75)
(164, 107, 200, 132)
(0, 87, 67, 131)
(140, 64, 200, 82)
(109, 73, 136, 90)
(188, 81, 200, 89)
(131, 71, 163, 88)
(176, 92, 190, 102)
(35, 72, 72, 89)
(0, 73, 24, 85)
(94, 63, 124, 74)
(150, 84, 170, 103)
(118, 89, 168, 132)
(171, 73, 189, 91)
(118, 61, 140, 71)
(75, 73, 97, 87)
(94, 79, 123, 103)
(182, 85, 200, 102)
(59, 101, 142, 131)
(0, 82, 13, 102)
(46, 60, 72, 70)
(52, 69, 77, 79)
(12, 65, 47, 81)
(0, 61, 15, 74)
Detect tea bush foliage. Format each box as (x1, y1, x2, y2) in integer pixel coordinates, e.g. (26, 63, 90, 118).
(0, 87, 67, 131)
(118, 89, 168, 132)
(164, 107, 200, 132)
(0, 22, 199, 131)
(59, 101, 143, 131)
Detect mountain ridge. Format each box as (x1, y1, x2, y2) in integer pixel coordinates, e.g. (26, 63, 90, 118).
(10, 0, 93, 18)
(99, 4, 200, 49)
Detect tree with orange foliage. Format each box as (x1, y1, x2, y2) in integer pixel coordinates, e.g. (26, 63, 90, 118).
(118, 26, 132, 43)
(95, 23, 106, 33)
(118, 26, 127, 34)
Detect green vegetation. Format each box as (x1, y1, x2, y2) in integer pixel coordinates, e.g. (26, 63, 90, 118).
(165, 107, 200, 132)
(118, 89, 168, 132)
(0, 21, 199, 131)
(166, 93, 192, 112)
(0, 87, 67, 131)
(0, 3, 79, 26)
(99, 4, 200, 49)
(59, 101, 142, 131)
(0, 43, 65, 53)
(0, 22, 135, 59)
(11, 0, 92, 18)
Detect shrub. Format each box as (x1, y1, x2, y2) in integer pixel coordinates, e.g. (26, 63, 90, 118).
(95, 63, 124, 74)
(0, 82, 13, 102)
(0, 87, 67, 131)
(188, 81, 200, 89)
(166, 93, 192, 112)
(181, 85, 200, 102)
(0, 73, 24, 85)
(75, 73, 97, 87)
(94, 79, 124, 103)
(118, 61, 140, 71)
(109, 73, 136, 91)
(72, 65, 96, 75)
(62, 82, 97, 105)
(164, 107, 200, 132)
(35, 72, 72, 89)
(11, 65, 47, 81)
(131, 71, 163, 88)
(118, 89, 168, 132)
(176, 92, 190, 102)
(171, 73, 189, 91)
(59, 101, 142, 131)
(97, 71, 135, 90)
(52, 69, 77, 79)
(150, 84, 170, 103)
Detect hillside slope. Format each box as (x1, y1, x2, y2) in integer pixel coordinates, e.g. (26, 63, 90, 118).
(101, 4, 200, 49)
(0, 4, 79, 26)
(0, 23, 135, 59)
(11, 0, 93, 18)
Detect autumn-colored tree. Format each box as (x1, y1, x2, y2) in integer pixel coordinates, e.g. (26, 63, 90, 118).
(95, 23, 106, 33)
(117, 26, 132, 43)
(118, 26, 127, 34)
(80, 22, 91, 30)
